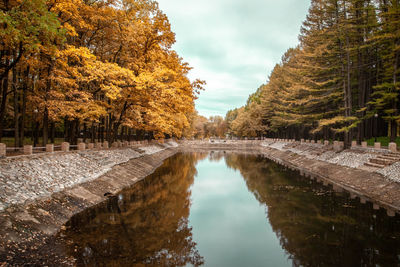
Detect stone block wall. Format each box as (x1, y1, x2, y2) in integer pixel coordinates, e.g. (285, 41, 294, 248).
(0, 143, 5, 157)
(24, 145, 33, 155)
(78, 143, 86, 151)
(362, 142, 367, 148)
(61, 142, 70, 152)
(103, 141, 109, 149)
(389, 142, 397, 153)
(46, 144, 54, 153)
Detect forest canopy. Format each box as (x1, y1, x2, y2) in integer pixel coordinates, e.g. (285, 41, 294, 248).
(227, 0, 400, 146)
(0, 0, 204, 146)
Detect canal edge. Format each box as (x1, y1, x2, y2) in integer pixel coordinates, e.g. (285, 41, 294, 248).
(0, 147, 178, 264)
(259, 146, 400, 217)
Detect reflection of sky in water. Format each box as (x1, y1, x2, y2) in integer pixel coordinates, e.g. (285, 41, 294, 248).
(189, 157, 292, 267)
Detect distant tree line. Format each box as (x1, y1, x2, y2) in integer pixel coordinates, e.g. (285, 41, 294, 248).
(185, 113, 227, 139)
(0, 0, 203, 147)
(227, 0, 400, 147)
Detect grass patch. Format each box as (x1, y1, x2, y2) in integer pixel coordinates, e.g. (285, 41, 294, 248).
(364, 136, 400, 147)
(0, 137, 65, 147)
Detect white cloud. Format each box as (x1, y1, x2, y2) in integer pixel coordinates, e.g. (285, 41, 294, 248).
(157, 0, 311, 117)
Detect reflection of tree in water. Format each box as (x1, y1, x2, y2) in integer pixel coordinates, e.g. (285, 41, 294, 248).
(225, 154, 400, 267)
(208, 151, 226, 162)
(61, 153, 208, 266)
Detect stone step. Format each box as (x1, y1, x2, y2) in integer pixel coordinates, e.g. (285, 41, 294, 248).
(388, 152, 400, 157)
(377, 155, 400, 161)
(132, 148, 145, 154)
(364, 162, 386, 168)
(370, 158, 394, 166)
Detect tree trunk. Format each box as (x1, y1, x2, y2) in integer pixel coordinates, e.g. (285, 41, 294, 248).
(64, 118, 69, 142)
(50, 122, 55, 143)
(91, 123, 95, 143)
(357, 49, 365, 144)
(42, 107, 49, 146)
(105, 115, 109, 142)
(100, 117, 105, 143)
(112, 101, 130, 142)
(128, 128, 132, 141)
(344, 35, 353, 148)
(74, 120, 80, 145)
(34, 121, 39, 147)
(106, 113, 114, 143)
(97, 123, 102, 143)
(12, 67, 19, 148)
(112, 122, 120, 142)
(391, 50, 399, 142)
(83, 123, 87, 143)
(69, 119, 78, 145)
(0, 55, 9, 141)
(19, 66, 29, 147)
(42, 62, 53, 146)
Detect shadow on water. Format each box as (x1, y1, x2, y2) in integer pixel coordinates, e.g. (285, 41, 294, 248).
(59, 152, 400, 266)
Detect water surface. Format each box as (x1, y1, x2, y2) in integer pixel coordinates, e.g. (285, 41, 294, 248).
(60, 152, 400, 266)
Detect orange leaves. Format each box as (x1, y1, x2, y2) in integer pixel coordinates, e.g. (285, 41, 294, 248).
(50, 0, 91, 32)
(53, 45, 96, 90)
(4, 0, 203, 140)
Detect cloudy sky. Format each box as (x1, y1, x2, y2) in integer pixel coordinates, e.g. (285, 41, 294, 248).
(157, 0, 311, 118)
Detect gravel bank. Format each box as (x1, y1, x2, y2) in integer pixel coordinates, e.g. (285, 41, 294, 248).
(0, 141, 178, 211)
(263, 141, 376, 167)
(377, 162, 400, 182)
(318, 151, 376, 168)
(261, 141, 400, 181)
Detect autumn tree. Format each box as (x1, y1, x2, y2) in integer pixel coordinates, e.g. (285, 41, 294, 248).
(0, 0, 64, 145)
(0, 0, 204, 147)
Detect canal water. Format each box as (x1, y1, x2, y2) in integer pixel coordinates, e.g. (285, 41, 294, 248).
(60, 152, 400, 266)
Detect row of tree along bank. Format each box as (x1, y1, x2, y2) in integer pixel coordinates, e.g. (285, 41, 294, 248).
(226, 0, 400, 147)
(0, 0, 204, 146)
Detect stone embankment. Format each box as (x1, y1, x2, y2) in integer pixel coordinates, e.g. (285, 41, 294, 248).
(259, 139, 400, 182)
(0, 142, 178, 211)
(181, 139, 400, 215)
(0, 141, 178, 265)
